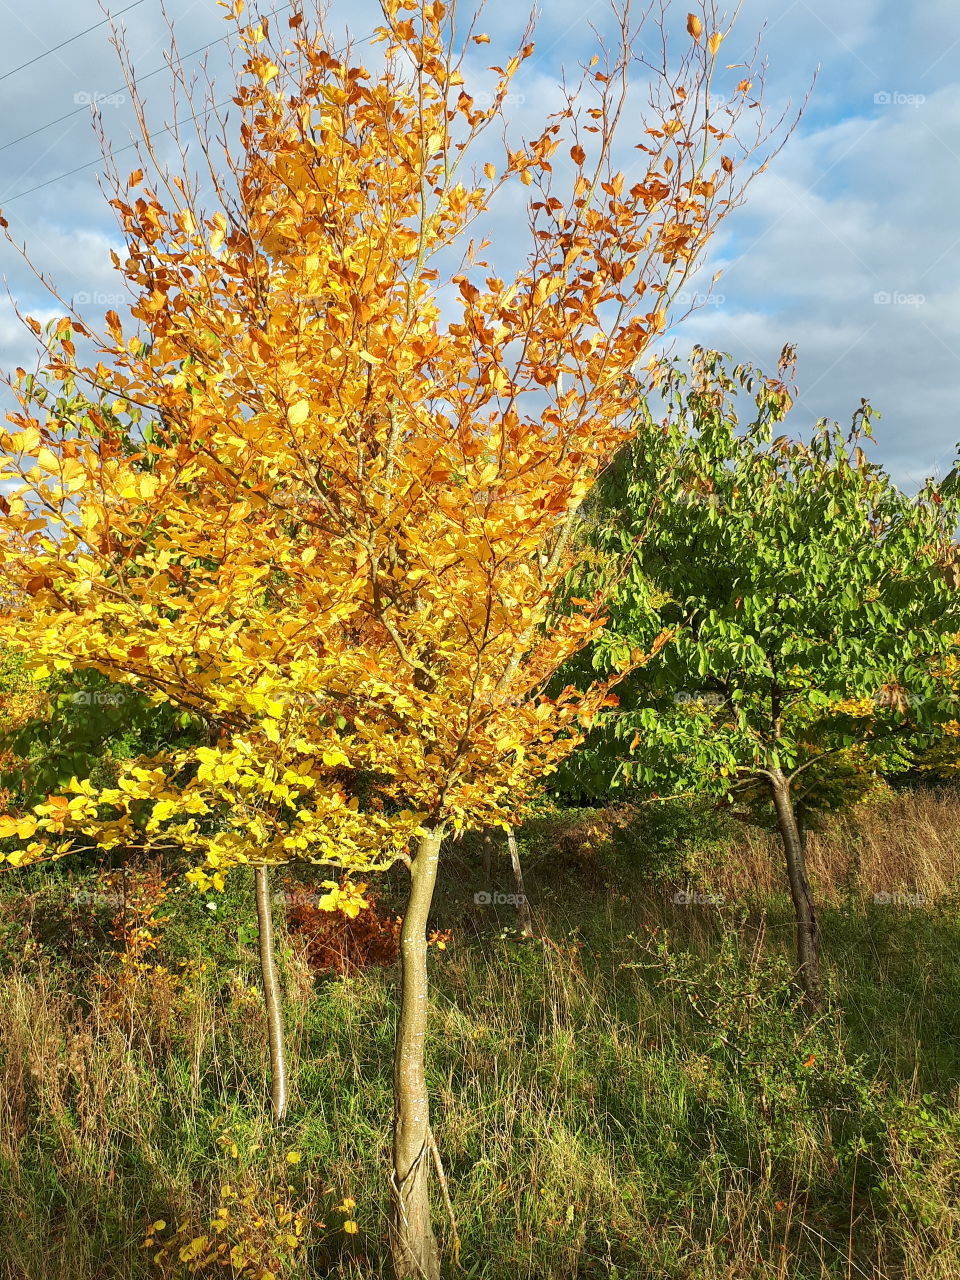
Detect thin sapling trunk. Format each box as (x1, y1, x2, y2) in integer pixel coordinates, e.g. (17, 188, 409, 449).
(254, 862, 289, 1121)
(506, 825, 534, 937)
(767, 767, 822, 1008)
(390, 826, 444, 1280)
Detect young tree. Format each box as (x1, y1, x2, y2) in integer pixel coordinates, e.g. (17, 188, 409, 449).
(0, 5, 787, 1272)
(560, 347, 960, 1006)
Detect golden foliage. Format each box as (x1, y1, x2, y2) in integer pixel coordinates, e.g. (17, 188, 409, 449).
(0, 0, 771, 877)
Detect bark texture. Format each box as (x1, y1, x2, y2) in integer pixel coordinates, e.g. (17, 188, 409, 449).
(390, 827, 443, 1280)
(506, 825, 534, 937)
(254, 863, 289, 1121)
(768, 768, 822, 1007)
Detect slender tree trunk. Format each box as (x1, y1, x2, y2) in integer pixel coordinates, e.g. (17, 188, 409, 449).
(797, 809, 809, 861)
(767, 768, 822, 1008)
(390, 827, 443, 1280)
(480, 827, 494, 886)
(506, 826, 534, 938)
(254, 863, 289, 1122)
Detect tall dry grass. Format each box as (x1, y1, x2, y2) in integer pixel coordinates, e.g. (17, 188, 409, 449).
(715, 788, 960, 903)
(0, 789, 957, 1278)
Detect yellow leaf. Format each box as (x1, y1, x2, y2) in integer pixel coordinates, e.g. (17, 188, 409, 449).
(13, 426, 41, 453)
(356, 349, 381, 365)
(707, 31, 723, 56)
(59, 457, 85, 485)
(210, 211, 227, 250)
(287, 400, 310, 426)
(0, 815, 38, 840)
(35, 447, 60, 473)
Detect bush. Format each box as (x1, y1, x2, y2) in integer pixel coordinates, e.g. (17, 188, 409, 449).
(604, 796, 739, 885)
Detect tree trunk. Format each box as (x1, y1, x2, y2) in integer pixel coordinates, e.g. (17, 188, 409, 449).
(254, 863, 289, 1122)
(506, 826, 534, 938)
(767, 768, 822, 1008)
(390, 827, 443, 1280)
(480, 827, 494, 886)
(796, 808, 808, 858)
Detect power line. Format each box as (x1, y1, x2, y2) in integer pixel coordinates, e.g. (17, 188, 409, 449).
(0, 2, 295, 155)
(0, 34, 226, 154)
(0, 24, 382, 208)
(1, 96, 236, 204)
(0, 0, 148, 83)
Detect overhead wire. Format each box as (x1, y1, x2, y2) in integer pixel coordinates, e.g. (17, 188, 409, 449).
(0, 0, 148, 83)
(0, 1, 296, 154)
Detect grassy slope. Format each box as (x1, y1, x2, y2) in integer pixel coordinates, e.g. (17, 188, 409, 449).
(0, 789, 958, 1279)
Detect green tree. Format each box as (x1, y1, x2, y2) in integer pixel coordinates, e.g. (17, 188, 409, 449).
(560, 346, 960, 1004)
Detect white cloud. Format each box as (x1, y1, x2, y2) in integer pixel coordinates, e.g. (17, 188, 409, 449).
(0, 0, 957, 487)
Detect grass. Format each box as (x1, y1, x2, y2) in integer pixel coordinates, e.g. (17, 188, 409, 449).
(0, 787, 959, 1278)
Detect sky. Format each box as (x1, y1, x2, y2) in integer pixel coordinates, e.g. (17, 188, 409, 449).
(0, 0, 956, 490)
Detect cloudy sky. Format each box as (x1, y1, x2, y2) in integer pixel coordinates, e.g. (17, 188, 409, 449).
(0, 0, 956, 489)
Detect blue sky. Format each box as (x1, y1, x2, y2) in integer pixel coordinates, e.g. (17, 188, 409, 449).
(0, 0, 957, 490)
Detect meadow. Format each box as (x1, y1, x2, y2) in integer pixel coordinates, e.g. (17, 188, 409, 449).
(1, 787, 957, 1280)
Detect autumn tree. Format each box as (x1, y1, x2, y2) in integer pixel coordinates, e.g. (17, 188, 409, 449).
(558, 347, 960, 1006)
(0, 4, 787, 1273)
